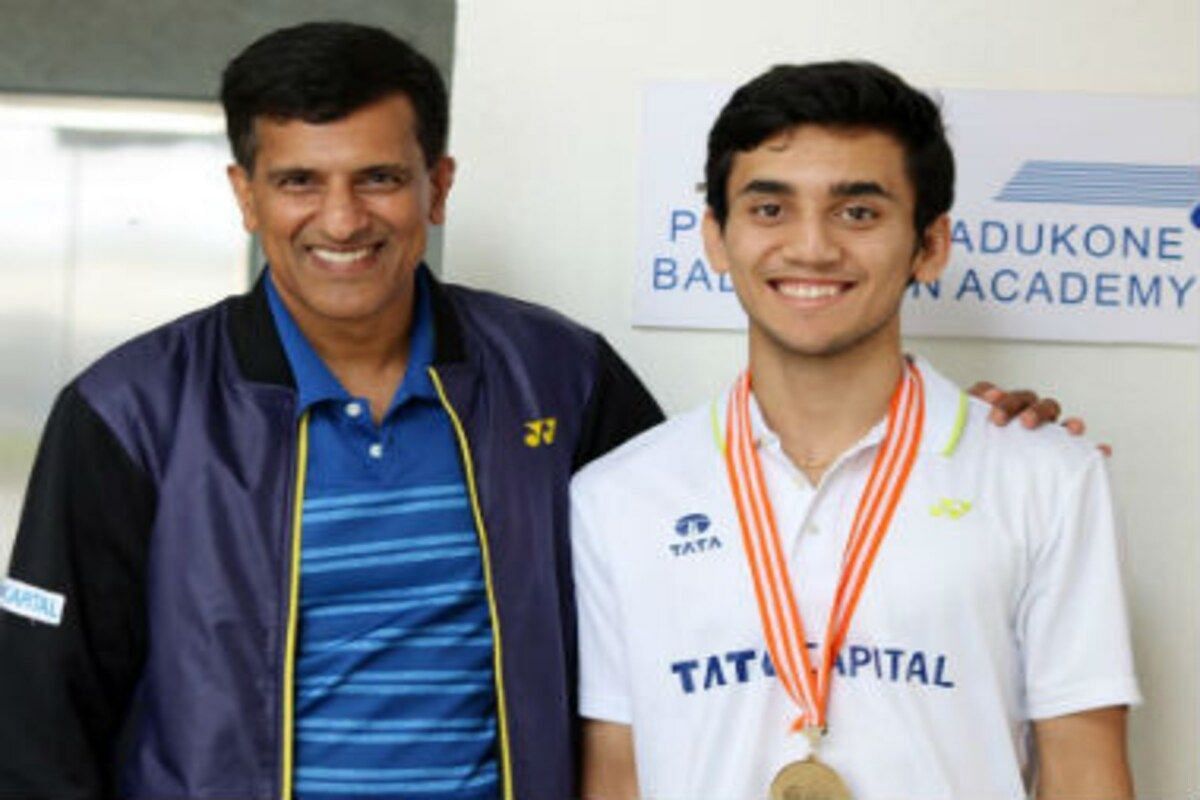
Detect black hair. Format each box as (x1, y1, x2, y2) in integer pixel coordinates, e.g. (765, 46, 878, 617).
(220, 21, 448, 171)
(705, 61, 954, 236)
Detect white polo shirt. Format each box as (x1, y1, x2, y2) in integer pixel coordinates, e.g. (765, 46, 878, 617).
(571, 359, 1139, 800)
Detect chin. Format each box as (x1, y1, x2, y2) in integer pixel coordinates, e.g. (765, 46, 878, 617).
(295, 291, 382, 320)
(758, 322, 884, 361)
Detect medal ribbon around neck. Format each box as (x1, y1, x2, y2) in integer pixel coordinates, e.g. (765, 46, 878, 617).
(723, 361, 925, 732)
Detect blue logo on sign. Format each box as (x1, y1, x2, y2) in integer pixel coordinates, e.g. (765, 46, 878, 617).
(995, 161, 1200, 210)
(674, 513, 711, 536)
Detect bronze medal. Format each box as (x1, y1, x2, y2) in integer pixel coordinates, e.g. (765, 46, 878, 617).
(769, 758, 853, 800)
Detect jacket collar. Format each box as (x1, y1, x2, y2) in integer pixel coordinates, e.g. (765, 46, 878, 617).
(226, 263, 468, 388)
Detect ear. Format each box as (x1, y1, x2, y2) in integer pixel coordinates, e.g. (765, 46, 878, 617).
(701, 209, 731, 275)
(226, 164, 259, 233)
(428, 156, 456, 226)
(911, 214, 952, 284)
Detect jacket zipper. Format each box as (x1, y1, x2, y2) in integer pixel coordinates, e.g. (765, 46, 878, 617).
(429, 367, 515, 800)
(280, 413, 310, 800)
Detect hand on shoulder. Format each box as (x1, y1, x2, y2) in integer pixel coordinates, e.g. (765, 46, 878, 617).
(968, 381, 1111, 456)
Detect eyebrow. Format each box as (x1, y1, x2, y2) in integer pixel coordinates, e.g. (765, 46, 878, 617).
(736, 178, 897, 201)
(262, 163, 413, 181)
(738, 179, 793, 197)
(356, 162, 410, 175)
(264, 166, 313, 181)
(830, 180, 895, 200)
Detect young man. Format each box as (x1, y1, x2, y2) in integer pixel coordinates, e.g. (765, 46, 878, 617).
(572, 62, 1138, 799)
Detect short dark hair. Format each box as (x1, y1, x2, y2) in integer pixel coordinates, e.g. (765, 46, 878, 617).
(705, 61, 954, 235)
(220, 21, 448, 172)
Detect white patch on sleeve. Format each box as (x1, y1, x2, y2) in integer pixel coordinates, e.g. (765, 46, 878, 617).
(0, 577, 66, 626)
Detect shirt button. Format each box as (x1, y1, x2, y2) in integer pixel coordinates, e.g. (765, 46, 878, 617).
(803, 522, 820, 536)
(368, 443, 384, 459)
(345, 402, 363, 418)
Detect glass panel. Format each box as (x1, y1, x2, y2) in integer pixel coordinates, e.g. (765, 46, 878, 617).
(0, 97, 248, 565)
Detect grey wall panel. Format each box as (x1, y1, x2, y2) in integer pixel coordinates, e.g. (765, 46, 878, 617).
(0, 0, 457, 276)
(0, 1, 455, 100)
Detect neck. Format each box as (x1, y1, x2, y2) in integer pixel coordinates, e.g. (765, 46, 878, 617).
(748, 327, 904, 484)
(283, 294, 415, 425)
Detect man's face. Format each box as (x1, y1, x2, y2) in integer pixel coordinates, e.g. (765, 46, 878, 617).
(703, 124, 949, 362)
(228, 93, 454, 334)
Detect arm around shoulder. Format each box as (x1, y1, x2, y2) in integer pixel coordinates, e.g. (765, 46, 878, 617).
(0, 384, 155, 798)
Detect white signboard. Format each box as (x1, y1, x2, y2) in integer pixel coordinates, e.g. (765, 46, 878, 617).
(634, 83, 1200, 345)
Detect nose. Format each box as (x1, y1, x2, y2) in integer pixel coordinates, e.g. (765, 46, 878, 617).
(317, 181, 370, 242)
(779, 214, 840, 267)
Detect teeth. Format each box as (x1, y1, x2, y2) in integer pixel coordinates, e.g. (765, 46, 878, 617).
(777, 282, 842, 300)
(312, 247, 373, 264)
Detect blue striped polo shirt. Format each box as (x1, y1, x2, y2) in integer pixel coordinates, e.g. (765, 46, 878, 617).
(265, 269, 499, 800)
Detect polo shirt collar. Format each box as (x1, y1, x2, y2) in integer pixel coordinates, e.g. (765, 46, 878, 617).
(915, 356, 970, 458)
(726, 356, 969, 460)
(264, 265, 439, 414)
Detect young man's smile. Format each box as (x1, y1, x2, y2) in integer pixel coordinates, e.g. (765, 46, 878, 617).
(771, 277, 852, 304)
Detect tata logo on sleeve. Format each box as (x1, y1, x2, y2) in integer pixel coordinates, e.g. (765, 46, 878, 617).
(670, 513, 723, 557)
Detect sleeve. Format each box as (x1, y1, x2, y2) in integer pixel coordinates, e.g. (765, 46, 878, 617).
(570, 476, 633, 724)
(1016, 450, 1141, 720)
(0, 384, 155, 799)
(571, 336, 664, 472)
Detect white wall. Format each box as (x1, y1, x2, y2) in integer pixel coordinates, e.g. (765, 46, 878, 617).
(445, 0, 1199, 794)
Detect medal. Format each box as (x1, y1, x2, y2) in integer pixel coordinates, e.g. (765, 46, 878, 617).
(723, 362, 925, 797)
(769, 758, 853, 800)
(769, 727, 853, 800)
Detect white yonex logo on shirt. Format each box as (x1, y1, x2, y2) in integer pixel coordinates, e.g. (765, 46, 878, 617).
(670, 513, 723, 557)
(0, 577, 65, 626)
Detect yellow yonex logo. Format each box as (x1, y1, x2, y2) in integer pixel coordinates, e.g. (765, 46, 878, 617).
(524, 417, 558, 447)
(930, 498, 972, 520)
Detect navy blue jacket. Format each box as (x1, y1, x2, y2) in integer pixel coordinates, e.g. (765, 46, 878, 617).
(0, 271, 662, 800)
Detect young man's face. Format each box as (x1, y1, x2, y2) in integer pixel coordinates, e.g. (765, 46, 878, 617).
(703, 124, 949, 362)
(228, 93, 454, 335)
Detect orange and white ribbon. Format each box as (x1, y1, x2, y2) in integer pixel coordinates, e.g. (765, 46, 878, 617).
(723, 361, 925, 732)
